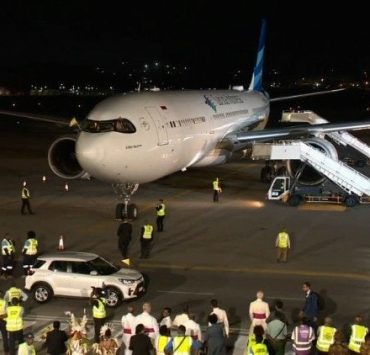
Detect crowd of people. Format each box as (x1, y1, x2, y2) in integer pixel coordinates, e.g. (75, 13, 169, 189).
(1, 281, 370, 355)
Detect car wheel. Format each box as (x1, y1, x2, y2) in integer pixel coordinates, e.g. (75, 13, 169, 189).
(105, 286, 122, 308)
(32, 283, 53, 303)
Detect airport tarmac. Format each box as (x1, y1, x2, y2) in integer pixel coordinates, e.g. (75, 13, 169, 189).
(1, 123, 370, 354)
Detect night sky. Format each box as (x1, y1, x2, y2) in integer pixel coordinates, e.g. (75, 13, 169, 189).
(1, 1, 369, 87)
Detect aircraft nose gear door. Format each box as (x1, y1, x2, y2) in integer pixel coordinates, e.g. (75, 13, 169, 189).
(145, 107, 169, 145)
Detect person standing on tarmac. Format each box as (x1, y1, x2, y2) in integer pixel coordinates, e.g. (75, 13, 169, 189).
(117, 218, 133, 260)
(90, 288, 107, 344)
(6, 297, 24, 355)
(21, 181, 34, 215)
(156, 199, 166, 232)
(213, 177, 222, 202)
(348, 315, 368, 354)
(0, 290, 10, 355)
(1, 233, 16, 279)
(276, 228, 291, 263)
(22, 230, 38, 276)
(140, 220, 154, 259)
(4, 284, 29, 304)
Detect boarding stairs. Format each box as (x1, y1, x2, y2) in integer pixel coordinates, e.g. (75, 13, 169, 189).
(253, 141, 370, 197)
(281, 110, 370, 159)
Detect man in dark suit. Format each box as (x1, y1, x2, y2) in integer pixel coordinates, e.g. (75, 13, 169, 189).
(129, 323, 154, 355)
(117, 218, 133, 259)
(302, 281, 319, 330)
(45, 320, 69, 355)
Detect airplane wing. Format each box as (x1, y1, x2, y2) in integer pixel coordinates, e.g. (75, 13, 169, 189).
(0, 110, 71, 126)
(269, 88, 345, 102)
(236, 120, 370, 142)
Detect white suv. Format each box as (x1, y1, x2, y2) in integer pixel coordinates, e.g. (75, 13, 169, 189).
(25, 251, 145, 307)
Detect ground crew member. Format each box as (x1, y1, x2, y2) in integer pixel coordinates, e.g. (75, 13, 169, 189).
(1, 234, 16, 279)
(17, 332, 36, 355)
(6, 297, 24, 355)
(4, 285, 29, 304)
(249, 290, 270, 334)
(247, 325, 266, 355)
(91, 291, 107, 343)
(0, 290, 10, 354)
(121, 305, 136, 355)
(22, 230, 38, 276)
(156, 199, 166, 232)
(155, 325, 171, 355)
(21, 182, 34, 215)
(316, 317, 336, 354)
(276, 227, 291, 263)
(251, 333, 269, 355)
(164, 325, 200, 355)
(291, 317, 315, 355)
(348, 315, 368, 353)
(213, 177, 222, 202)
(140, 220, 154, 258)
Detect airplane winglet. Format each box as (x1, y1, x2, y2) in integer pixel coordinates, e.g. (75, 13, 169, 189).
(248, 19, 267, 92)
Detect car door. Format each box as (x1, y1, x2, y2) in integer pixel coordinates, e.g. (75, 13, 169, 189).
(47, 260, 71, 296)
(68, 261, 103, 297)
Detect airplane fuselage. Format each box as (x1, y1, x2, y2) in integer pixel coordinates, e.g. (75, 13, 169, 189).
(75, 90, 269, 184)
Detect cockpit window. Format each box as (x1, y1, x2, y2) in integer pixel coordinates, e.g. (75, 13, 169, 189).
(82, 118, 136, 134)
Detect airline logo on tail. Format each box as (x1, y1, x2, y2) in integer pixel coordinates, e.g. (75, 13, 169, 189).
(248, 19, 267, 92)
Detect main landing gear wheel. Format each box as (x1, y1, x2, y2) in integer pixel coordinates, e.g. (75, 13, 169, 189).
(115, 203, 138, 220)
(112, 183, 139, 220)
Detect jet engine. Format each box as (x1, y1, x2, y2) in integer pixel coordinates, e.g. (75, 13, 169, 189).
(286, 137, 338, 185)
(48, 136, 89, 179)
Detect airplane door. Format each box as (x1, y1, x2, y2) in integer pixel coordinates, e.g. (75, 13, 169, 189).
(145, 107, 169, 146)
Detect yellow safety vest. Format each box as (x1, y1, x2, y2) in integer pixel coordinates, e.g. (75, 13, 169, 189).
(8, 287, 22, 301)
(278, 232, 289, 248)
(0, 299, 6, 316)
(24, 238, 38, 255)
(93, 298, 106, 318)
(251, 342, 268, 355)
(349, 324, 368, 353)
(6, 305, 23, 331)
(213, 180, 219, 190)
(157, 203, 166, 216)
(157, 335, 171, 352)
(1, 239, 15, 255)
(173, 336, 192, 354)
(143, 225, 154, 239)
(316, 326, 336, 352)
(17, 342, 36, 355)
(21, 187, 30, 199)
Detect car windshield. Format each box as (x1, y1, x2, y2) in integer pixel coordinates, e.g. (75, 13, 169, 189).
(87, 257, 118, 275)
(81, 118, 136, 133)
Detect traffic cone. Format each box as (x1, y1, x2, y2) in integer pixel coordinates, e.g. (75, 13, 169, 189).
(121, 258, 130, 266)
(58, 235, 65, 251)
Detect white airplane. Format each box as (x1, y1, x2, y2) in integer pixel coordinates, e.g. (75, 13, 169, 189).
(1, 20, 370, 219)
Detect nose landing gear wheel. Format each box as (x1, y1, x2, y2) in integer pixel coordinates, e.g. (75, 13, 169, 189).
(115, 203, 138, 220)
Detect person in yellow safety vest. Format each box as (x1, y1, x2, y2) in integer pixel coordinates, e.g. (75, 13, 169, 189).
(0, 290, 10, 354)
(251, 334, 269, 355)
(91, 291, 107, 344)
(164, 325, 201, 355)
(155, 325, 172, 355)
(22, 230, 38, 276)
(316, 317, 336, 354)
(1, 233, 16, 279)
(21, 181, 34, 215)
(275, 228, 291, 263)
(140, 220, 154, 259)
(348, 315, 368, 353)
(6, 297, 24, 355)
(246, 325, 267, 355)
(4, 285, 28, 305)
(17, 332, 36, 355)
(156, 199, 166, 232)
(213, 177, 222, 202)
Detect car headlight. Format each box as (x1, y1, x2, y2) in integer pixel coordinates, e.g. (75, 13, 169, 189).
(119, 278, 135, 285)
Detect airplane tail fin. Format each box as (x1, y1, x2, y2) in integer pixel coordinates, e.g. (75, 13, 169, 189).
(248, 19, 267, 92)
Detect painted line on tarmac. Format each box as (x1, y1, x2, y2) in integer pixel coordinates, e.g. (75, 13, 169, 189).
(138, 262, 370, 281)
(298, 204, 346, 211)
(157, 290, 214, 296)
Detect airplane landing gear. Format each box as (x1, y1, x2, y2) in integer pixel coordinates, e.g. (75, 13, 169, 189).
(112, 183, 139, 220)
